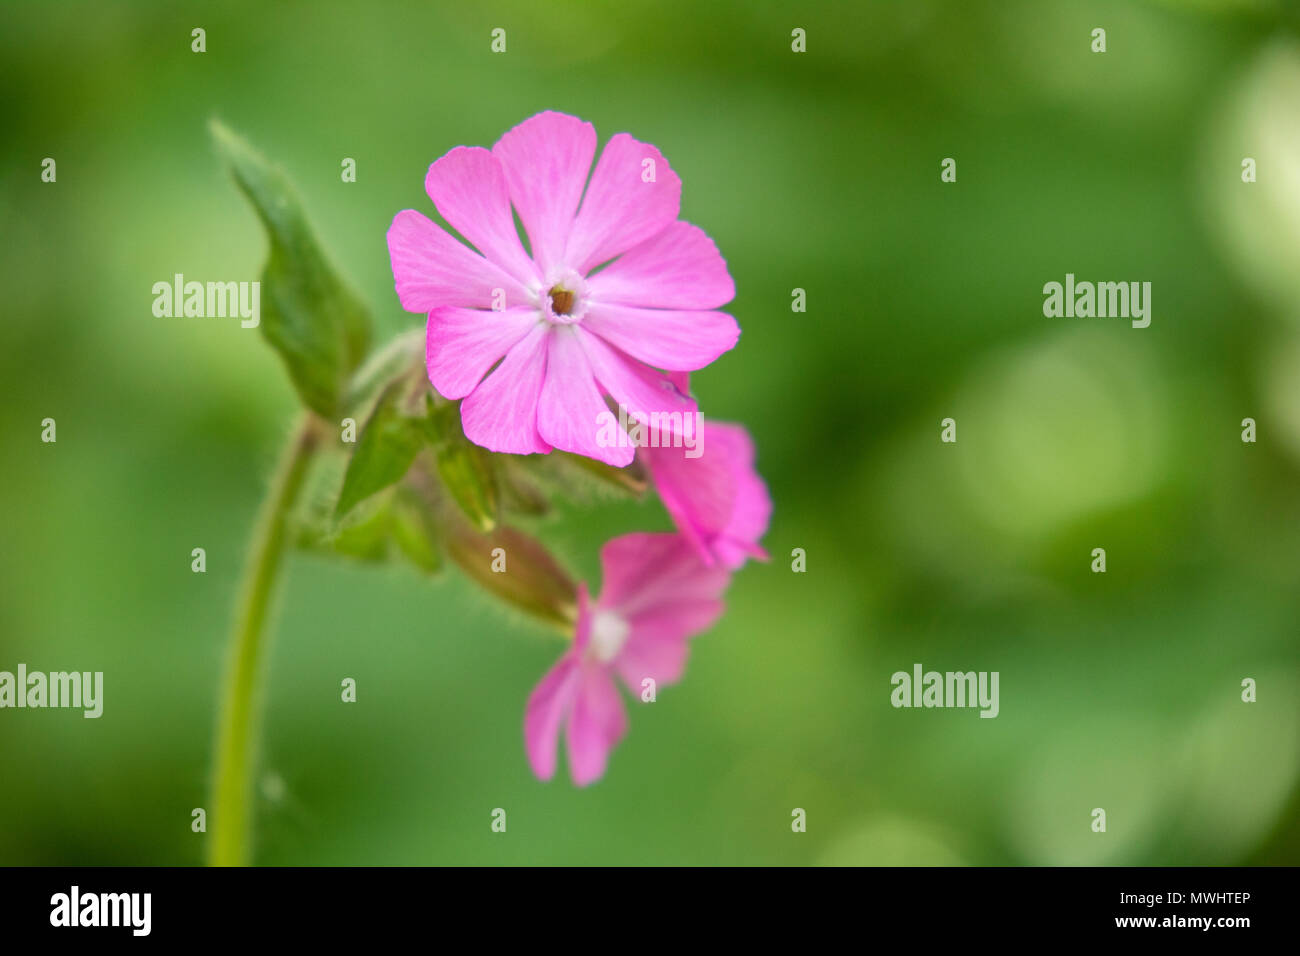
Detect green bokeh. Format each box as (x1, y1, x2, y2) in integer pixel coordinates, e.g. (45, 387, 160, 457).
(1, 0, 1298, 865)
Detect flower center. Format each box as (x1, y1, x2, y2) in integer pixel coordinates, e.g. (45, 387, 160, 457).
(540, 268, 587, 324)
(589, 609, 631, 663)
(548, 286, 575, 316)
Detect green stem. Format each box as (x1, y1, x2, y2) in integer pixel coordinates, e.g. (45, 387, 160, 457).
(208, 416, 319, 866)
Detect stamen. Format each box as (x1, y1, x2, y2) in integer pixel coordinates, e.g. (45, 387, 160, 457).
(549, 286, 575, 316)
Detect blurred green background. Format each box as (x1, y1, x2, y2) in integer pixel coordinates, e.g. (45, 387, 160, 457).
(2, 0, 1299, 865)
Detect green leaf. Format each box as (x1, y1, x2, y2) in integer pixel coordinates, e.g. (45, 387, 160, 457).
(498, 462, 551, 517)
(335, 382, 425, 519)
(389, 486, 442, 574)
(508, 449, 647, 506)
(292, 446, 349, 552)
(343, 328, 423, 417)
(210, 119, 371, 417)
(559, 450, 648, 496)
(436, 442, 499, 533)
(292, 448, 387, 556)
(425, 400, 500, 532)
(292, 444, 443, 575)
(329, 493, 396, 562)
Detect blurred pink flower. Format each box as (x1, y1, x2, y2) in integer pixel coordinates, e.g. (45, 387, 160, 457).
(643, 419, 771, 569)
(524, 533, 730, 786)
(387, 111, 739, 466)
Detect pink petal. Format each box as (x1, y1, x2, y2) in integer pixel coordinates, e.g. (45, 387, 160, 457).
(622, 552, 730, 623)
(586, 221, 735, 310)
(524, 651, 581, 782)
(597, 533, 730, 621)
(612, 589, 727, 693)
(537, 327, 633, 467)
(573, 582, 593, 652)
(709, 423, 773, 569)
(460, 322, 552, 455)
(425, 306, 539, 400)
(565, 133, 681, 273)
(424, 147, 540, 289)
(564, 665, 628, 787)
(386, 209, 529, 311)
(492, 111, 596, 275)
(595, 533, 731, 693)
(627, 599, 726, 649)
(642, 438, 735, 565)
(581, 304, 738, 372)
(612, 624, 693, 691)
(714, 537, 770, 569)
(643, 422, 771, 569)
(574, 329, 698, 436)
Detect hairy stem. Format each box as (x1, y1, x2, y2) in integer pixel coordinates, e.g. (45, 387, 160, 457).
(208, 415, 319, 866)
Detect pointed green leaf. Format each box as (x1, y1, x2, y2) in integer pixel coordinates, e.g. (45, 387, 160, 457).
(425, 400, 500, 532)
(329, 492, 396, 562)
(292, 446, 348, 552)
(210, 119, 371, 417)
(390, 486, 443, 574)
(498, 462, 551, 517)
(435, 441, 499, 533)
(509, 449, 647, 506)
(292, 448, 389, 558)
(335, 382, 425, 519)
(293, 445, 443, 573)
(343, 328, 424, 417)
(560, 450, 648, 496)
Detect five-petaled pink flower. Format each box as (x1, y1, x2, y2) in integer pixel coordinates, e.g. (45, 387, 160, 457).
(642, 418, 772, 570)
(525, 533, 731, 786)
(387, 111, 740, 466)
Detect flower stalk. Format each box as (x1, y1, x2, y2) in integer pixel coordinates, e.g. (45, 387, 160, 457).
(208, 415, 320, 866)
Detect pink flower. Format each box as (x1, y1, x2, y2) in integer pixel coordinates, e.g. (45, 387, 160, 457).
(642, 417, 772, 569)
(387, 111, 740, 466)
(524, 533, 731, 786)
